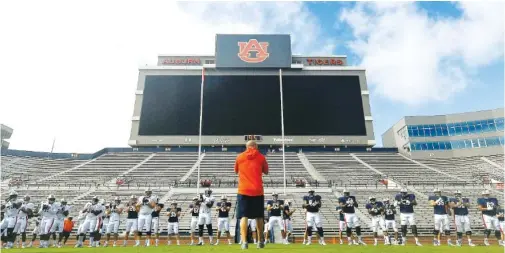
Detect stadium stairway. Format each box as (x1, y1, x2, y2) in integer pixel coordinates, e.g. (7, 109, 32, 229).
(35, 157, 99, 183)
(297, 153, 326, 182)
(480, 156, 504, 181)
(398, 153, 468, 183)
(349, 153, 400, 189)
(179, 153, 206, 182)
(104, 153, 156, 187)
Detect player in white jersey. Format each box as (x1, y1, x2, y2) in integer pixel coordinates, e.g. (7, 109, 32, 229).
(13, 195, 34, 248)
(136, 188, 157, 247)
(197, 188, 215, 245)
(104, 197, 123, 247)
(75, 196, 103, 248)
(1, 191, 22, 249)
(27, 217, 41, 248)
(38, 194, 60, 248)
(52, 198, 71, 247)
(92, 199, 107, 247)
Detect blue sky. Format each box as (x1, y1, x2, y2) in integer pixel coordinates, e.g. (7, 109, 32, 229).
(0, 1, 503, 152)
(307, 2, 504, 145)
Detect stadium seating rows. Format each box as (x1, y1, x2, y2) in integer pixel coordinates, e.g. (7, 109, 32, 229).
(1, 151, 503, 236)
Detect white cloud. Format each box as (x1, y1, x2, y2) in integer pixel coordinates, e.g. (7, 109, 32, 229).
(339, 2, 504, 105)
(0, 1, 334, 153)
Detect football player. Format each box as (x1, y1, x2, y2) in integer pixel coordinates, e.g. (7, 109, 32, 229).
(38, 194, 59, 248)
(335, 205, 346, 245)
(151, 198, 163, 247)
(53, 198, 71, 247)
(166, 202, 181, 245)
(382, 198, 398, 245)
(136, 188, 157, 247)
(74, 210, 87, 247)
(283, 201, 295, 241)
(104, 197, 123, 247)
(394, 188, 421, 246)
(0, 191, 22, 249)
(338, 189, 364, 245)
(449, 190, 475, 246)
(197, 188, 215, 245)
(429, 188, 452, 246)
(123, 195, 139, 247)
(188, 196, 200, 245)
(266, 192, 288, 244)
(95, 199, 108, 246)
(215, 195, 232, 245)
(366, 196, 384, 246)
(302, 189, 325, 245)
(75, 196, 102, 248)
(14, 195, 34, 248)
(247, 218, 258, 244)
(477, 190, 501, 246)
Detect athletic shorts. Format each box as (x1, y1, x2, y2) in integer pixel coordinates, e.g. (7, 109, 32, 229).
(237, 194, 264, 219)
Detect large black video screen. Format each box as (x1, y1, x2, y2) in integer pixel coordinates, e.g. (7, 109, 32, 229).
(138, 74, 367, 136)
(138, 75, 201, 135)
(282, 75, 366, 135)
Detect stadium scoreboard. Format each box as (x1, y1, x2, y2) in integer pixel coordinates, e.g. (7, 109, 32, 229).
(129, 34, 375, 147)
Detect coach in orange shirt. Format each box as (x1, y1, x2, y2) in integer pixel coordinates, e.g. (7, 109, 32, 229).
(235, 140, 268, 249)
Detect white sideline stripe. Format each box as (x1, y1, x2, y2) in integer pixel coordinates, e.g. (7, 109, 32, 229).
(297, 153, 326, 182)
(180, 153, 206, 182)
(36, 157, 100, 183)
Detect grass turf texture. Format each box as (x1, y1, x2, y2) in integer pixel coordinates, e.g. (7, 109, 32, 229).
(5, 244, 503, 253)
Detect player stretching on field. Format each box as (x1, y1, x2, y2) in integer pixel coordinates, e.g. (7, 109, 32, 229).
(188, 196, 200, 245)
(197, 188, 215, 245)
(104, 197, 123, 247)
(136, 188, 157, 247)
(429, 188, 453, 246)
(382, 198, 398, 245)
(215, 195, 232, 245)
(283, 201, 295, 242)
(151, 199, 163, 247)
(14, 195, 34, 249)
(302, 189, 325, 245)
(339, 189, 364, 245)
(266, 192, 288, 244)
(123, 195, 138, 247)
(166, 202, 181, 245)
(477, 190, 501, 246)
(366, 196, 384, 246)
(395, 188, 422, 246)
(449, 190, 475, 246)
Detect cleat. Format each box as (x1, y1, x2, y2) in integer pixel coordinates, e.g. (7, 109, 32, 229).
(468, 242, 476, 247)
(320, 240, 326, 246)
(305, 241, 311, 245)
(416, 241, 422, 246)
(241, 243, 248, 250)
(358, 240, 367, 246)
(257, 242, 265, 249)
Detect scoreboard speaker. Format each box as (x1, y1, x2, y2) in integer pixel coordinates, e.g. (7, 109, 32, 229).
(244, 135, 263, 141)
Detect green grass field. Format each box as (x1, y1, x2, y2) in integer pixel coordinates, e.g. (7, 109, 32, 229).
(4, 244, 504, 253)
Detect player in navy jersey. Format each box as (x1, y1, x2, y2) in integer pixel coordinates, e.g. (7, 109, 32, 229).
(394, 188, 421, 246)
(335, 206, 346, 245)
(366, 196, 384, 246)
(123, 195, 138, 247)
(477, 190, 501, 246)
(497, 208, 504, 245)
(428, 188, 452, 246)
(166, 202, 181, 246)
(282, 201, 295, 239)
(382, 198, 398, 245)
(188, 196, 200, 245)
(302, 189, 325, 245)
(449, 190, 475, 247)
(215, 195, 232, 245)
(151, 202, 163, 247)
(338, 189, 364, 245)
(266, 192, 288, 244)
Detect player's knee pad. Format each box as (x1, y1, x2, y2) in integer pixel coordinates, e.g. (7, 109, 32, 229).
(433, 230, 439, 236)
(316, 227, 324, 237)
(456, 232, 463, 238)
(307, 227, 313, 236)
(6, 228, 14, 236)
(401, 225, 407, 236)
(198, 225, 204, 237)
(206, 224, 213, 236)
(21, 233, 26, 241)
(146, 231, 151, 236)
(495, 230, 501, 239)
(484, 229, 491, 236)
(137, 231, 142, 236)
(444, 230, 450, 236)
(465, 231, 472, 236)
(346, 227, 351, 237)
(355, 226, 361, 236)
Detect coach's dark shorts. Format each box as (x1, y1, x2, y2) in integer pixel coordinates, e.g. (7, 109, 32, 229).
(237, 194, 264, 219)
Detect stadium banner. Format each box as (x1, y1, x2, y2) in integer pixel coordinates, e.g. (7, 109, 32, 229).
(215, 34, 292, 68)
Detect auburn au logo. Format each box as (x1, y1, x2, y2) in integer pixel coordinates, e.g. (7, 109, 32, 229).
(237, 39, 269, 63)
